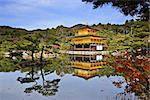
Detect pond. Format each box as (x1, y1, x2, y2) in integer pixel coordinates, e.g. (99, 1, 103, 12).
(0, 54, 149, 100)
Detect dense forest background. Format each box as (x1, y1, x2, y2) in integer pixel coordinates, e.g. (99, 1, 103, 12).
(0, 20, 149, 54)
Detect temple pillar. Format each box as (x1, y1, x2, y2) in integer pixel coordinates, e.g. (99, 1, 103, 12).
(82, 56, 84, 61)
(73, 45, 75, 51)
(82, 44, 84, 51)
(90, 55, 91, 61)
(90, 44, 91, 52)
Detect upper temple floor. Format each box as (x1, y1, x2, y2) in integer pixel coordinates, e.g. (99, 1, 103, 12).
(74, 26, 99, 36)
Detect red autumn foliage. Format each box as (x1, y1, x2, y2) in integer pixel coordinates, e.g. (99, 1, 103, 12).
(110, 54, 149, 97)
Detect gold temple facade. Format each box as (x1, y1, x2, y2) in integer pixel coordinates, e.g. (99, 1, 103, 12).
(71, 36, 106, 45)
(70, 26, 107, 51)
(75, 27, 98, 36)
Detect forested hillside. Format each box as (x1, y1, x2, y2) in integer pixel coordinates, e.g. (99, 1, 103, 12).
(0, 20, 149, 54)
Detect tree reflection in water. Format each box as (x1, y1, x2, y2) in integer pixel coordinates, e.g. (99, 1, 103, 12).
(17, 66, 40, 84)
(17, 63, 61, 96)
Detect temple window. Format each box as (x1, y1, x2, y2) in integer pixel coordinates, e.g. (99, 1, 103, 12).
(84, 44, 89, 48)
(76, 44, 82, 48)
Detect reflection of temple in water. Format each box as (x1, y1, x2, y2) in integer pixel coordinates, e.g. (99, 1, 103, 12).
(70, 54, 107, 80)
(70, 55, 106, 70)
(73, 68, 100, 80)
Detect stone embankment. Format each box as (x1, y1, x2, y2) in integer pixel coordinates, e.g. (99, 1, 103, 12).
(3, 51, 58, 60)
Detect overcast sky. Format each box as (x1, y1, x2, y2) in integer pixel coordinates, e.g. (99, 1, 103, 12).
(0, 0, 135, 30)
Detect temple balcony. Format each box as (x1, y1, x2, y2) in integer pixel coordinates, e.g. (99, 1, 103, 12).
(71, 36, 106, 45)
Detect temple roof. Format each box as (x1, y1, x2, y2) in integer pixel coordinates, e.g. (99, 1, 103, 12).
(71, 34, 106, 38)
(76, 26, 99, 31)
(71, 25, 98, 31)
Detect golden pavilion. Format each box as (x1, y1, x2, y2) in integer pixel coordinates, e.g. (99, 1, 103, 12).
(70, 26, 107, 52)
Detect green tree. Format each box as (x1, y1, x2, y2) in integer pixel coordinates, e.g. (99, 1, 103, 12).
(17, 34, 40, 61)
(82, 0, 149, 21)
